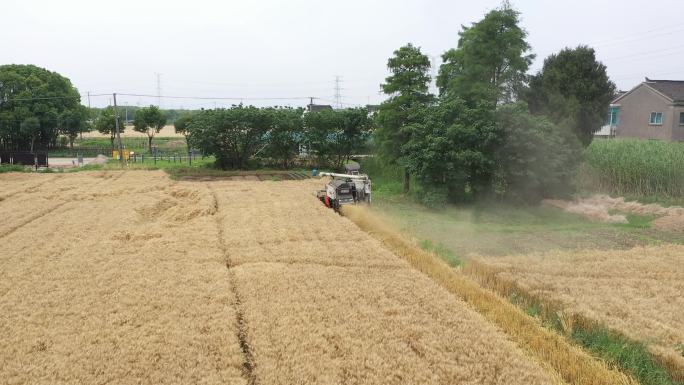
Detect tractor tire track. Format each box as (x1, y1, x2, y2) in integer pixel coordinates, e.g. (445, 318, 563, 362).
(208, 184, 256, 385)
(0, 176, 59, 203)
(0, 201, 68, 240)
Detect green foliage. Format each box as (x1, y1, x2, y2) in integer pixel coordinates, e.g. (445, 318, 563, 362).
(263, 107, 303, 169)
(582, 139, 684, 197)
(375, 43, 434, 193)
(0, 64, 81, 151)
(527, 46, 616, 146)
(571, 327, 679, 385)
(186, 105, 271, 169)
(133, 105, 167, 152)
(94, 106, 125, 147)
(173, 112, 194, 137)
(419, 239, 461, 267)
(403, 98, 500, 203)
(59, 105, 90, 148)
(494, 103, 582, 202)
(0, 164, 26, 173)
(437, 2, 533, 105)
(303, 107, 371, 170)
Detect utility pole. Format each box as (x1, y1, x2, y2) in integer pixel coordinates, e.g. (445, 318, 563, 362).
(113, 93, 123, 163)
(83, 91, 91, 140)
(334, 76, 343, 109)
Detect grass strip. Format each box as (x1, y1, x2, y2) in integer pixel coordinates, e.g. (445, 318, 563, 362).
(341, 205, 637, 385)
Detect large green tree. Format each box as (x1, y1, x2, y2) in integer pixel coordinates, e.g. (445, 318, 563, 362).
(59, 105, 90, 149)
(264, 107, 304, 169)
(375, 43, 434, 193)
(186, 105, 272, 169)
(403, 99, 501, 205)
(526, 46, 616, 146)
(437, 2, 533, 105)
(0, 64, 81, 151)
(133, 105, 167, 152)
(303, 108, 371, 170)
(95, 106, 125, 147)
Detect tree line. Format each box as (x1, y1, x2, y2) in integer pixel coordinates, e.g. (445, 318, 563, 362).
(375, 2, 615, 205)
(176, 106, 372, 169)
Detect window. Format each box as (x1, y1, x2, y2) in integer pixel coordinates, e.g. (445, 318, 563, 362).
(680, 112, 684, 125)
(649, 112, 663, 125)
(608, 106, 619, 126)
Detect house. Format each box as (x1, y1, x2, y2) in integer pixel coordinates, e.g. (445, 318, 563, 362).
(605, 78, 684, 141)
(307, 104, 333, 113)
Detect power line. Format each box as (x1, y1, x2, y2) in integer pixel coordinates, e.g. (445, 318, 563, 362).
(117, 93, 312, 101)
(2, 93, 109, 102)
(592, 23, 684, 47)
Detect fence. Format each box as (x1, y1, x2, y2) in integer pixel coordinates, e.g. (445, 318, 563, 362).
(127, 151, 202, 165)
(0, 151, 49, 167)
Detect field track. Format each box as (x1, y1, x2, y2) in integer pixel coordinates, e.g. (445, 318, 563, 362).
(0, 171, 558, 385)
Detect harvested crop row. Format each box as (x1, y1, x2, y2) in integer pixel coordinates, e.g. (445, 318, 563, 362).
(211, 179, 558, 385)
(471, 245, 684, 377)
(0, 171, 245, 385)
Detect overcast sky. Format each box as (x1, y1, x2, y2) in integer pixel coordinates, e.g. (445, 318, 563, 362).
(3, 0, 683, 109)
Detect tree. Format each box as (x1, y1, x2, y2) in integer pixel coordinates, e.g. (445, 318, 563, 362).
(494, 103, 582, 202)
(0, 64, 80, 151)
(375, 43, 434, 193)
(173, 112, 193, 138)
(20, 117, 41, 153)
(437, 2, 534, 105)
(133, 105, 167, 152)
(403, 99, 500, 205)
(303, 108, 371, 170)
(59, 105, 90, 149)
(95, 106, 125, 147)
(526, 46, 616, 146)
(186, 105, 272, 169)
(263, 107, 304, 169)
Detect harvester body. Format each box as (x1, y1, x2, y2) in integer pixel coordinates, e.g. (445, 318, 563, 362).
(316, 172, 371, 211)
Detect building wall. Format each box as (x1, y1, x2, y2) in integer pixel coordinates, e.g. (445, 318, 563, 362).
(672, 106, 684, 141)
(615, 84, 674, 140)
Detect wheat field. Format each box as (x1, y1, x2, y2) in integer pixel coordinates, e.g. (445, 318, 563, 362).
(0, 171, 556, 384)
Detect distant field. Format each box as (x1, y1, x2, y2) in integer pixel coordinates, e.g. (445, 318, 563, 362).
(81, 124, 184, 138)
(0, 171, 558, 384)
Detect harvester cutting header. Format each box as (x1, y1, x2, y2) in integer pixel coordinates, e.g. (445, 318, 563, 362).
(316, 162, 372, 211)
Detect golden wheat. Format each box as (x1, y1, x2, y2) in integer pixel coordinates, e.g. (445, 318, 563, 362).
(0, 173, 560, 384)
(341, 204, 638, 385)
(470, 245, 684, 378)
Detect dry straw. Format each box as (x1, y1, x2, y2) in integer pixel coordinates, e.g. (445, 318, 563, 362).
(341, 204, 638, 385)
(468, 245, 684, 380)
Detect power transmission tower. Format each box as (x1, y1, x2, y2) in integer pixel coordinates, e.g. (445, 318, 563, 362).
(155, 73, 162, 107)
(333, 75, 343, 109)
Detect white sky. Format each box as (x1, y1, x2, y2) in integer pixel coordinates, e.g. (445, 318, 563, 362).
(2, 0, 683, 109)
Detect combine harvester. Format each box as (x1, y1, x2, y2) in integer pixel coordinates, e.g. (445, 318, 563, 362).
(316, 163, 372, 211)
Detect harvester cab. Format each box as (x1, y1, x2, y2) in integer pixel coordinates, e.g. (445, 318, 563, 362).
(316, 165, 371, 211)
